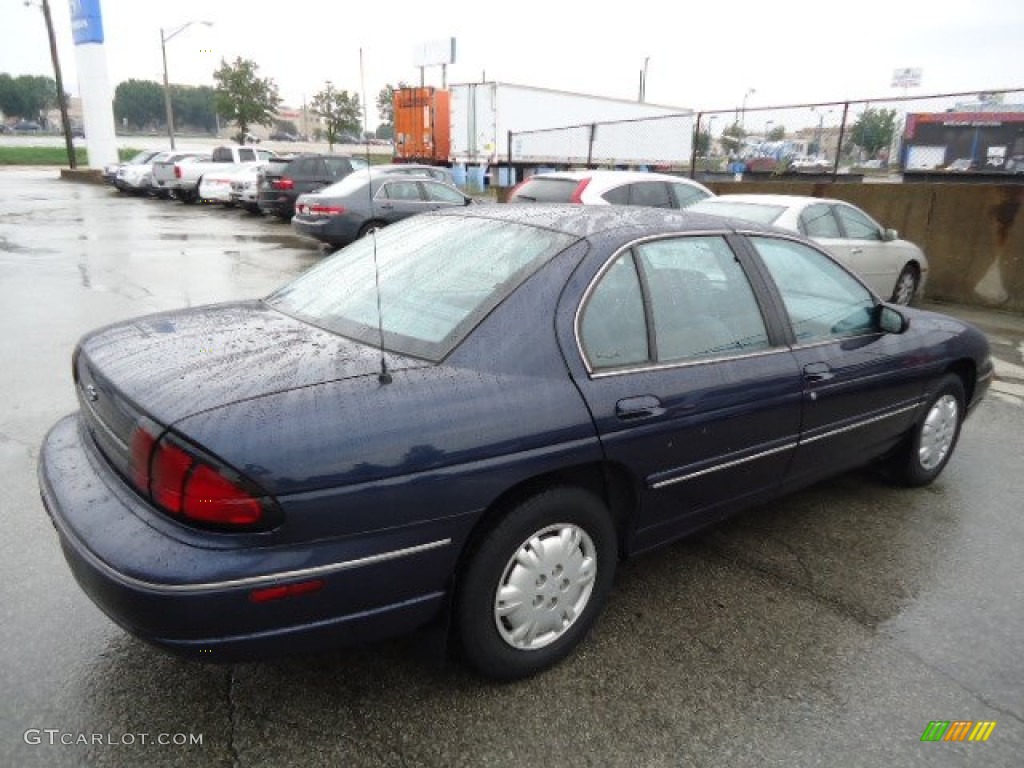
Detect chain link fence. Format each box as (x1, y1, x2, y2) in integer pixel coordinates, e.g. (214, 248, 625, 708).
(507, 87, 1024, 182)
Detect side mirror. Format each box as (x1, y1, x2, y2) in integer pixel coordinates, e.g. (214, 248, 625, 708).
(878, 305, 909, 334)
(883, 228, 898, 241)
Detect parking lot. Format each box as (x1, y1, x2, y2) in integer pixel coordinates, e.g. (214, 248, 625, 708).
(1, 168, 1022, 767)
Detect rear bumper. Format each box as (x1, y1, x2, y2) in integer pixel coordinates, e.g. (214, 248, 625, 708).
(291, 215, 360, 246)
(38, 414, 455, 662)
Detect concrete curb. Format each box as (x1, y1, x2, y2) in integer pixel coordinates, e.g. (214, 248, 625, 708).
(59, 168, 106, 185)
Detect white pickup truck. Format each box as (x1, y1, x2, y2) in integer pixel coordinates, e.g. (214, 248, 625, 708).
(153, 145, 276, 204)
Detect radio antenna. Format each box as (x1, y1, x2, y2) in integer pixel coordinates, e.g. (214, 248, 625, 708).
(361, 47, 391, 384)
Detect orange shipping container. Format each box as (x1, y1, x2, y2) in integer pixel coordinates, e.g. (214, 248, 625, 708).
(394, 87, 450, 163)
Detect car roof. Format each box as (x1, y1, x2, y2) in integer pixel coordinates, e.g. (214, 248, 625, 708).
(524, 169, 701, 184)
(704, 193, 843, 207)
(432, 203, 772, 238)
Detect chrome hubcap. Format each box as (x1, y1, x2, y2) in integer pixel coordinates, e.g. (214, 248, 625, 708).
(919, 394, 958, 470)
(895, 272, 916, 305)
(494, 524, 596, 650)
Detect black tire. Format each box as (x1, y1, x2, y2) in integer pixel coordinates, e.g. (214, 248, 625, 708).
(358, 220, 386, 238)
(456, 487, 617, 680)
(891, 265, 919, 305)
(180, 188, 197, 205)
(891, 374, 965, 487)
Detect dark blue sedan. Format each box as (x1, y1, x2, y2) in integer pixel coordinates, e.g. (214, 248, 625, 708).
(39, 206, 992, 680)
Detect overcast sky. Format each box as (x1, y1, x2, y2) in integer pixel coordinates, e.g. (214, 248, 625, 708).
(2, 0, 1023, 125)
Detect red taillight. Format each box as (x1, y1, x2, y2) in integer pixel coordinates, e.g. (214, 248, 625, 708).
(569, 177, 592, 203)
(310, 204, 345, 216)
(174, 165, 182, 179)
(249, 580, 324, 604)
(272, 177, 294, 190)
(182, 464, 263, 526)
(129, 425, 274, 530)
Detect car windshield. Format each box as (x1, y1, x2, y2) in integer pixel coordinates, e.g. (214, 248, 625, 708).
(690, 200, 787, 225)
(266, 215, 576, 360)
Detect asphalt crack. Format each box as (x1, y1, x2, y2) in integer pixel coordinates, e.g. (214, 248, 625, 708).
(226, 665, 241, 768)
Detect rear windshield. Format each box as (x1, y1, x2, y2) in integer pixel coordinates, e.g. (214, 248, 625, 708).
(689, 200, 786, 225)
(510, 178, 580, 203)
(267, 215, 576, 361)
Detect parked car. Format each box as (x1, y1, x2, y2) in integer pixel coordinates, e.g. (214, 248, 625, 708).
(507, 170, 712, 209)
(269, 132, 299, 142)
(103, 149, 165, 186)
(164, 145, 276, 204)
(13, 120, 43, 132)
(258, 154, 369, 221)
(198, 164, 265, 206)
(39, 205, 991, 679)
(151, 152, 211, 198)
(114, 150, 205, 196)
(229, 165, 265, 214)
(371, 163, 457, 186)
(790, 155, 830, 171)
(291, 169, 472, 246)
(689, 194, 929, 305)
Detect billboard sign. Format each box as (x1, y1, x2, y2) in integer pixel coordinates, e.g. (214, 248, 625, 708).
(69, 0, 105, 45)
(413, 37, 456, 67)
(892, 67, 922, 88)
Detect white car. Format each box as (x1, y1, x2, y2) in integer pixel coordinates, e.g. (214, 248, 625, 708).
(228, 165, 264, 214)
(690, 194, 928, 305)
(198, 165, 257, 205)
(508, 169, 712, 209)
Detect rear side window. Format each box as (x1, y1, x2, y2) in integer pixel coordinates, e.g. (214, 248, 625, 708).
(629, 182, 672, 209)
(381, 181, 423, 201)
(325, 157, 354, 177)
(580, 254, 649, 369)
(601, 186, 630, 205)
(212, 148, 232, 162)
(511, 178, 579, 202)
(238, 148, 257, 162)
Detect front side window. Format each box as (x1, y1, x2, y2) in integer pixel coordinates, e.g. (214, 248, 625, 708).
(238, 148, 257, 162)
(580, 236, 771, 371)
(799, 204, 841, 238)
(670, 182, 711, 208)
(836, 204, 882, 240)
(751, 236, 876, 343)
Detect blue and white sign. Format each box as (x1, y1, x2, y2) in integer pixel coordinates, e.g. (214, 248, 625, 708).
(69, 0, 104, 45)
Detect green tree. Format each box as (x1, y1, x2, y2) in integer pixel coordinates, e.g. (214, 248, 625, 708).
(113, 79, 164, 130)
(693, 128, 711, 157)
(849, 108, 897, 158)
(376, 81, 408, 126)
(0, 74, 58, 122)
(375, 123, 394, 141)
(213, 57, 281, 144)
(311, 84, 362, 151)
(720, 121, 746, 157)
(173, 85, 218, 133)
(767, 124, 786, 141)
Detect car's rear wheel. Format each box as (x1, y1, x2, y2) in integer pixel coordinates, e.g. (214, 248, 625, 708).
(456, 487, 616, 680)
(892, 374, 965, 486)
(358, 220, 386, 238)
(891, 265, 919, 305)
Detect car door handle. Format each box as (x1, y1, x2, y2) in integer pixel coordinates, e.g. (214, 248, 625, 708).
(850, 247, 863, 255)
(379, 203, 393, 210)
(615, 395, 665, 421)
(803, 362, 834, 383)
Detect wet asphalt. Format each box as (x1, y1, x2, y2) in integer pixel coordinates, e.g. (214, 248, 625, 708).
(1, 169, 1022, 767)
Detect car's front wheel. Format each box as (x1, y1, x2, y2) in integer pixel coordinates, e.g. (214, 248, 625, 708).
(891, 265, 919, 305)
(893, 374, 965, 486)
(456, 487, 617, 680)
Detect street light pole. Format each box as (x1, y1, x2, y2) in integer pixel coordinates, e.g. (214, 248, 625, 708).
(26, 0, 75, 168)
(741, 88, 755, 128)
(160, 21, 213, 150)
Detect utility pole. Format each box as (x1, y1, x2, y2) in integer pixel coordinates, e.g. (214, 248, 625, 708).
(32, 0, 76, 168)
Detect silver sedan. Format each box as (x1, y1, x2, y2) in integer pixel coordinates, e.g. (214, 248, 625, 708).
(690, 194, 928, 305)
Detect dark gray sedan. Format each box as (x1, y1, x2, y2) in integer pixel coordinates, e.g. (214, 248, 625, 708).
(291, 169, 472, 246)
